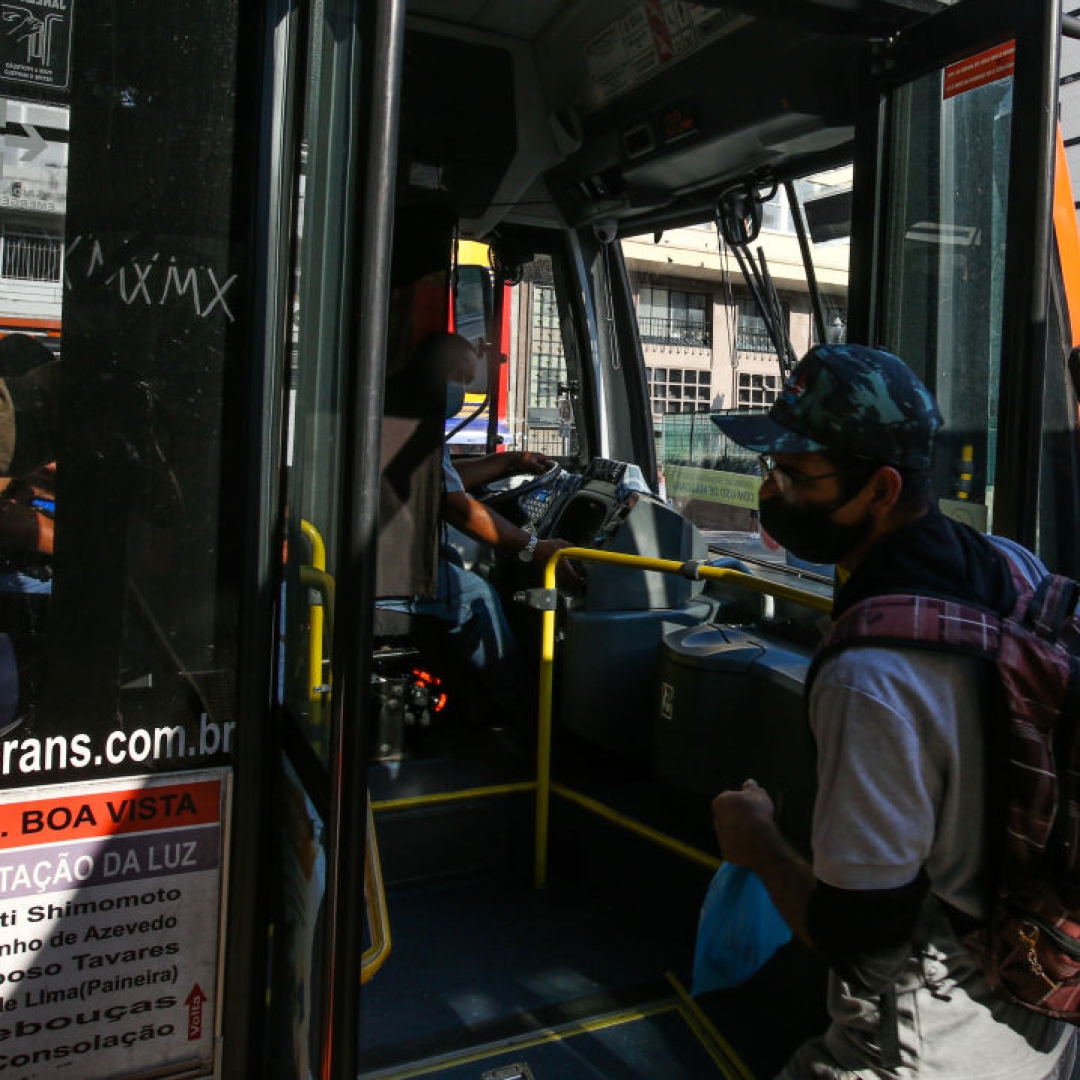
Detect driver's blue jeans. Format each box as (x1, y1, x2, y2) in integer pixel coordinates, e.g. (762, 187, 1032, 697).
(378, 556, 531, 721)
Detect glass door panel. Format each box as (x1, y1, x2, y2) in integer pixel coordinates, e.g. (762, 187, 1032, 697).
(278, 5, 359, 767)
(0, 1, 280, 1076)
(861, 0, 1073, 564)
(270, 2, 388, 1077)
(879, 46, 1014, 530)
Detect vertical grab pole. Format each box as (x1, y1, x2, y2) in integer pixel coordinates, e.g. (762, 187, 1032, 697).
(533, 552, 560, 888)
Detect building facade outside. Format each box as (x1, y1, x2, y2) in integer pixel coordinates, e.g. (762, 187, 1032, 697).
(502, 177, 851, 462)
(0, 94, 66, 352)
(1059, 4, 1080, 212)
(622, 191, 850, 426)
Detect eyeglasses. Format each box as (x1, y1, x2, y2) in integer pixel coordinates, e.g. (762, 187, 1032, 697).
(757, 454, 847, 490)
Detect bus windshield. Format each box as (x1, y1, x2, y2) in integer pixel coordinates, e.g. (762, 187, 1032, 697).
(625, 169, 853, 574)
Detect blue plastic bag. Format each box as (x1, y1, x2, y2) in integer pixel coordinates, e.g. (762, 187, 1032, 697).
(691, 862, 792, 995)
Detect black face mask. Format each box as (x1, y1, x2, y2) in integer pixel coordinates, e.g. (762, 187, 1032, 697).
(759, 494, 874, 565)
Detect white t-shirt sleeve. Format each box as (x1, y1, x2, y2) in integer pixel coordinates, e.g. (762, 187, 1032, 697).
(811, 653, 938, 890)
(809, 645, 989, 908)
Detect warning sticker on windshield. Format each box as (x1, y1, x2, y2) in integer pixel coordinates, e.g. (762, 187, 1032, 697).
(944, 41, 1015, 101)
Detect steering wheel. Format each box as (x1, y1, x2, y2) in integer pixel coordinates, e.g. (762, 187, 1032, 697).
(477, 460, 563, 512)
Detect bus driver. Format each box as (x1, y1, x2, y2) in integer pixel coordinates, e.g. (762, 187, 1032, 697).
(384, 331, 576, 728)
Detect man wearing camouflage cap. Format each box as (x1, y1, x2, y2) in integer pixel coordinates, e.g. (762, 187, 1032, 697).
(710, 344, 1076, 1078)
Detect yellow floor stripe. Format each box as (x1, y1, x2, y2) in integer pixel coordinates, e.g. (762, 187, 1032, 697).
(360, 999, 682, 1080)
(665, 971, 757, 1080)
(371, 781, 537, 813)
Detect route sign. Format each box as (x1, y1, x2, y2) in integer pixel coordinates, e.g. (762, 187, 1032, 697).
(0, 768, 230, 1079)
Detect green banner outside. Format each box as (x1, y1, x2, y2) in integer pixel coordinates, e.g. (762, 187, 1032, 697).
(666, 465, 759, 508)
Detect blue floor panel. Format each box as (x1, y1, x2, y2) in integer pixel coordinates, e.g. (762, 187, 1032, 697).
(412, 1007, 728, 1079)
(359, 742, 828, 1079)
(358, 870, 696, 1062)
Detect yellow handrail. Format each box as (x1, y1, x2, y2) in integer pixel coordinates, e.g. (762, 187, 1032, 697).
(551, 782, 722, 871)
(296, 523, 392, 981)
(361, 799, 392, 983)
(533, 546, 831, 888)
(296, 564, 334, 761)
(300, 520, 329, 701)
(299, 565, 335, 657)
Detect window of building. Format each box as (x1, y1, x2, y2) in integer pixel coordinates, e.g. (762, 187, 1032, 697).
(648, 365, 711, 415)
(759, 198, 786, 233)
(736, 370, 781, 409)
(519, 258, 578, 458)
(638, 286, 710, 347)
(736, 299, 782, 354)
(758, 178, 844, 236)
(805, 306, 849, 346)
(0, 226, 62, 282)
(825, 307, 847, 344)
(530, 283, 566, 410)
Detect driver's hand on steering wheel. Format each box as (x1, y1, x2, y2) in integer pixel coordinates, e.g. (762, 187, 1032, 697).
(509, 450, 556, 476)
(537, 537, 585, 590)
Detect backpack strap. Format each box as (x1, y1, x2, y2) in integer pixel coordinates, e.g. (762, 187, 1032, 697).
(1026, 575, 1080, 641)
(991, 539, 1080, 647)
(807, 593, 1003, 694)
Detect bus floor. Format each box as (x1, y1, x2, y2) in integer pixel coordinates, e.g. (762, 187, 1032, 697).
(362, 725, 828, 1079)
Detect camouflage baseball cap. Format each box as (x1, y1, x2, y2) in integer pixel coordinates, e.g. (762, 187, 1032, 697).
(712, 344, 943, 469)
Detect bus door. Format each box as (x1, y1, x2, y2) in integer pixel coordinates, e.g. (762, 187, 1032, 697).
(849, 0, 1080, 575)
(0, 0, 406, 1077)
(271, 3, 406, 1080)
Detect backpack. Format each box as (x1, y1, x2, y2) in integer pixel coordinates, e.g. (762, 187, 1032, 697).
(808, 555, 1080, 1022)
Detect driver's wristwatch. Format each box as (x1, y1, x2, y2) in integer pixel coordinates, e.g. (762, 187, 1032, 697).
(518, 533, 539, 562)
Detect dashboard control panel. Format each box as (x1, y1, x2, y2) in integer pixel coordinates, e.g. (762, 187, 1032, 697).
(520, 470, 582, 532)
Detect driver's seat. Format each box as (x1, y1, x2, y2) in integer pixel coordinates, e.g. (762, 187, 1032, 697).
(370, 337, 452, 758)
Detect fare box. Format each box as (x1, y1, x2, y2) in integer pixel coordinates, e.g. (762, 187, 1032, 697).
(0, 769, 230, 1080)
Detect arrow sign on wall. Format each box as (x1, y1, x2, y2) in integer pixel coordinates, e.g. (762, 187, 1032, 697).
(0, 99, 48, 163)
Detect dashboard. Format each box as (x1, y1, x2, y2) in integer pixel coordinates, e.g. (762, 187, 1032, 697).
(520, 458, 653, 547)
(477, 455, 704, 612)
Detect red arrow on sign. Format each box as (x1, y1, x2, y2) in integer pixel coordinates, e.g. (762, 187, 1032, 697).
(186, 983, 208, 1041)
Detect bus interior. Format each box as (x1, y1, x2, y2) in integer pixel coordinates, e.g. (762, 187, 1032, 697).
(265, 0, 1080, 1077)
(3, 0, 1079, 1077)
